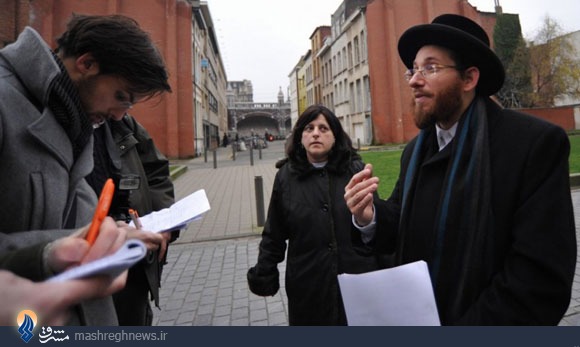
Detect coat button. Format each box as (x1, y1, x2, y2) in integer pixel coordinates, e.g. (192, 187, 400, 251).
(321, 204, 329, 212)
(120, 145, 126, 150)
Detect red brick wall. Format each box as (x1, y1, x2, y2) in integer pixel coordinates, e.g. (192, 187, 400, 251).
(0, 0, 31, 47)
(517, 106, 577, 131)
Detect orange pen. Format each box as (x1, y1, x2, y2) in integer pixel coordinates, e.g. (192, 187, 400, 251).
(85, 178, 115, 245)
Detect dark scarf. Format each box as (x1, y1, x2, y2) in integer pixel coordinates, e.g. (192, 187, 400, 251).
(47, 52, 93, 160)
(399, 97, 494, 320)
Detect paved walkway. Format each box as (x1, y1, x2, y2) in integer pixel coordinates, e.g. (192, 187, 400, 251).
(152, 141, 580, 326)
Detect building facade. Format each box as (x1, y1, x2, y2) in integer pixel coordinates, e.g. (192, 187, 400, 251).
(288, 0, 499, 145)
(288, 57, 304, 127)
(297, 50, 311, 117)
(192, 1, 228, 154)
(227, 80, 254, 107)
(331, 2, 372, 145)
(310, 26, 331, 105)
(554, 30, 580, 106)
(319, 35, 334, 111)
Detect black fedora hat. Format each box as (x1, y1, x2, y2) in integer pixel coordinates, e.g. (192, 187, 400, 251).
(398, 14, 505, 96)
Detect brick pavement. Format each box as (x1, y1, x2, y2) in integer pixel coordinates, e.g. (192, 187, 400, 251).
(560, 189, 580, 326)
(153, 141, 580, 326)
(153, 141, 288, 326)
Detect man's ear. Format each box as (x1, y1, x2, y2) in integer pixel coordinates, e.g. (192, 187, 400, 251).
(463, 67, 480, 93)
(76, 53, 99, 76)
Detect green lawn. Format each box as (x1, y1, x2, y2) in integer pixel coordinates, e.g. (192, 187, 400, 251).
(360, 134, 580, 200)
(569, 135, 580, 174)
(359, 150, 402, 199)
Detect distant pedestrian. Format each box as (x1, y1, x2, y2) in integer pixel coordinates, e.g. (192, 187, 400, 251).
(248, 105, 385, 325)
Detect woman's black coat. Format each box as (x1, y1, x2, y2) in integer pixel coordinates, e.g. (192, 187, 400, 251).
(249, 156, 384, 325)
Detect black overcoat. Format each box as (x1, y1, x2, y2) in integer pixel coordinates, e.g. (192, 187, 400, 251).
(374, 98, 576, 325)
(253, 157, 384, 325)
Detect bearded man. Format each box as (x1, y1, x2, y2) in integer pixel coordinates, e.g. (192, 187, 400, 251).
(344, 14, 576, 325)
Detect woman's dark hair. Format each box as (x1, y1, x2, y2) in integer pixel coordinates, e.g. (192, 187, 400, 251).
(56, 14, 171, 98)
(285, 105, 358, 168)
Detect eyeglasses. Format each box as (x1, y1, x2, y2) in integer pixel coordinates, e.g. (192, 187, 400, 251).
(114, 91, 134, 110)
(404, 64, 458, 81)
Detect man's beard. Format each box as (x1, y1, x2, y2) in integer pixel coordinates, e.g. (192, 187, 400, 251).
(76, 76, 107, 126)
(412, 80, 463, 129)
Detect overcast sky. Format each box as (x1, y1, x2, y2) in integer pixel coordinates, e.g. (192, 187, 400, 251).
(207, 0, 580, 102)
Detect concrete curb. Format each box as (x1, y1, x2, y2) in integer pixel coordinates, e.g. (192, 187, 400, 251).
(571, 173, 580, 189)
(170, 165, 188, 181)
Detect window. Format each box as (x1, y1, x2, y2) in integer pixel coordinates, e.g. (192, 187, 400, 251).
(354, 37, 360, 65)
(363, 76, 371, 112)
(360, 30, 367, 62)
(356, 79, 362, 113)
(348, 43, 353, 70)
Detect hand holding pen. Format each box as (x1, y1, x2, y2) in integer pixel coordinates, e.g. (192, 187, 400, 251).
(128, 209, 142, 230)
(123, 208, 164, 252)
(80, 178, 128, 264)
(86, 178, 115, 245)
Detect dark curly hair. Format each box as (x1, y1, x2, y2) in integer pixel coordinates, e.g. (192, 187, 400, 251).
(282, 105, 359, 170)
(56, 14, 171, 98)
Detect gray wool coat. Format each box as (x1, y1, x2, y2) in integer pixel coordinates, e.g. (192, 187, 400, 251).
(0, 27, 118, 325)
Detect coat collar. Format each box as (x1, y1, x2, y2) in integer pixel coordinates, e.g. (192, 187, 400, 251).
(0, 27, 60, 106)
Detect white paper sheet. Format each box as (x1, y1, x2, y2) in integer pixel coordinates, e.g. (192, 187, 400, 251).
(47, 239, 146, 282)
(129, 189, 211, 233)
(338, 260, 440, 326)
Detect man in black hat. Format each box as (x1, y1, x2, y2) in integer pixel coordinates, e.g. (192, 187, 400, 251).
(344, 14, 576, 325)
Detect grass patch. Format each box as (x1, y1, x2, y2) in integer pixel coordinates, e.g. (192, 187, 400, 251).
(360, 134, 580, 199)
(359, 150, 402, 199)
(569, 135, 580, 174)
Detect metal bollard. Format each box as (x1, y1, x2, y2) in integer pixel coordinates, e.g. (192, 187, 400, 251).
(255, 176, 265, 227)
(259, 146, 262, 160)
(250, 146, 254, 166)
(204, 146, 208, 162)
(213, 150, 217, 169)
(357, 138, 361, 151)
(232, 143, 236, 161)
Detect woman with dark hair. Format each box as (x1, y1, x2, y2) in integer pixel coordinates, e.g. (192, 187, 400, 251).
(247, 105, 384, 325)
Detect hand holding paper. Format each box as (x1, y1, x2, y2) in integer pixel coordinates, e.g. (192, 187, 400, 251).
(128, 189, 210, 233)
(338, 260, 440, 326)
(48, 239, 147, 282)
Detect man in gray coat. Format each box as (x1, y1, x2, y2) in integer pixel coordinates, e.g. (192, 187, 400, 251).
(0, 14, 171, 325)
